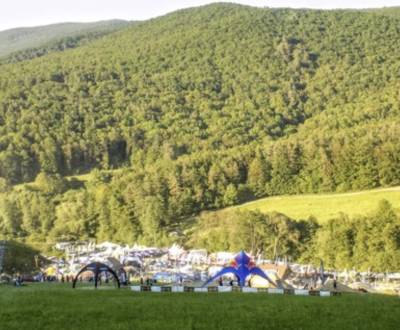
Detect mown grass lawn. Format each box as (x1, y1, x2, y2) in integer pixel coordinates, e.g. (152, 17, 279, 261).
(0, 284, 399, 330)
(233, 186, 400, 222)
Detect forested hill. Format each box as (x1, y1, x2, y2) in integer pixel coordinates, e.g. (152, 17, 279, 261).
(369, 7, 400, 18)
(1, 4, 400, 257)
(0, 19, 131, 59)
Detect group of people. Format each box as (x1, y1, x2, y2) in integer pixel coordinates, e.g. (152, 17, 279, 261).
(218, 277, 242, 287)
(34, 272, 58, 282)
(60, 275, 74, 283)
(140, 277, 158, 286)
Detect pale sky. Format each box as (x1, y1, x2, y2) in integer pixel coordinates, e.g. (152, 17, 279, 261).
(1, 0, 400, 31)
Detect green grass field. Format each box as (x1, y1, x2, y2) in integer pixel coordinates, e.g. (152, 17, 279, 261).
(1, 284, 399, 330)
(232, 186, 400, 222)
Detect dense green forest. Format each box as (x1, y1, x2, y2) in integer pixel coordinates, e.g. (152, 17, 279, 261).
(0, 20, 131, 58)
(0, 4, 400, 271)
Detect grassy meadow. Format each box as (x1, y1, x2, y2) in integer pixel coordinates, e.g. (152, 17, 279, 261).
(0, 284, 399, 330)
(232, 186, 400, 222)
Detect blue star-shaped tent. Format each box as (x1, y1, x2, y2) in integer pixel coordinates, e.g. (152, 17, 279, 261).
(202, 251, 278, 287)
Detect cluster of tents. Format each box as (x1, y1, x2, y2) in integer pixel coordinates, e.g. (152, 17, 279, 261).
(74, 251, 353, 292)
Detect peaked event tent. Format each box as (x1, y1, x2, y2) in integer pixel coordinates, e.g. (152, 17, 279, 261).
(202, 251, 278, 287)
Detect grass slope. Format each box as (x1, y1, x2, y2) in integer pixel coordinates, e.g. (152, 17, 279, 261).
(232, 187, 400, 222)
(0, 284, 399, 330)
(0, 20, 130, 57)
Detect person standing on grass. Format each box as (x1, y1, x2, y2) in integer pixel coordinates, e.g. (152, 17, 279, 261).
(15, 274, 22, 287)
(120, 272, 127, 286)
(218, 277, 223, 286)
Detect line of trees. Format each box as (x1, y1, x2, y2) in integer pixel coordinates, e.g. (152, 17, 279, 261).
(190, 200, 400, 272)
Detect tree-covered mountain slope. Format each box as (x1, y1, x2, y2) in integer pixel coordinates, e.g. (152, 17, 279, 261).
(1, 4, 399, 184)
(1, 4, 400, 264)
(0, 19, 131, 58)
